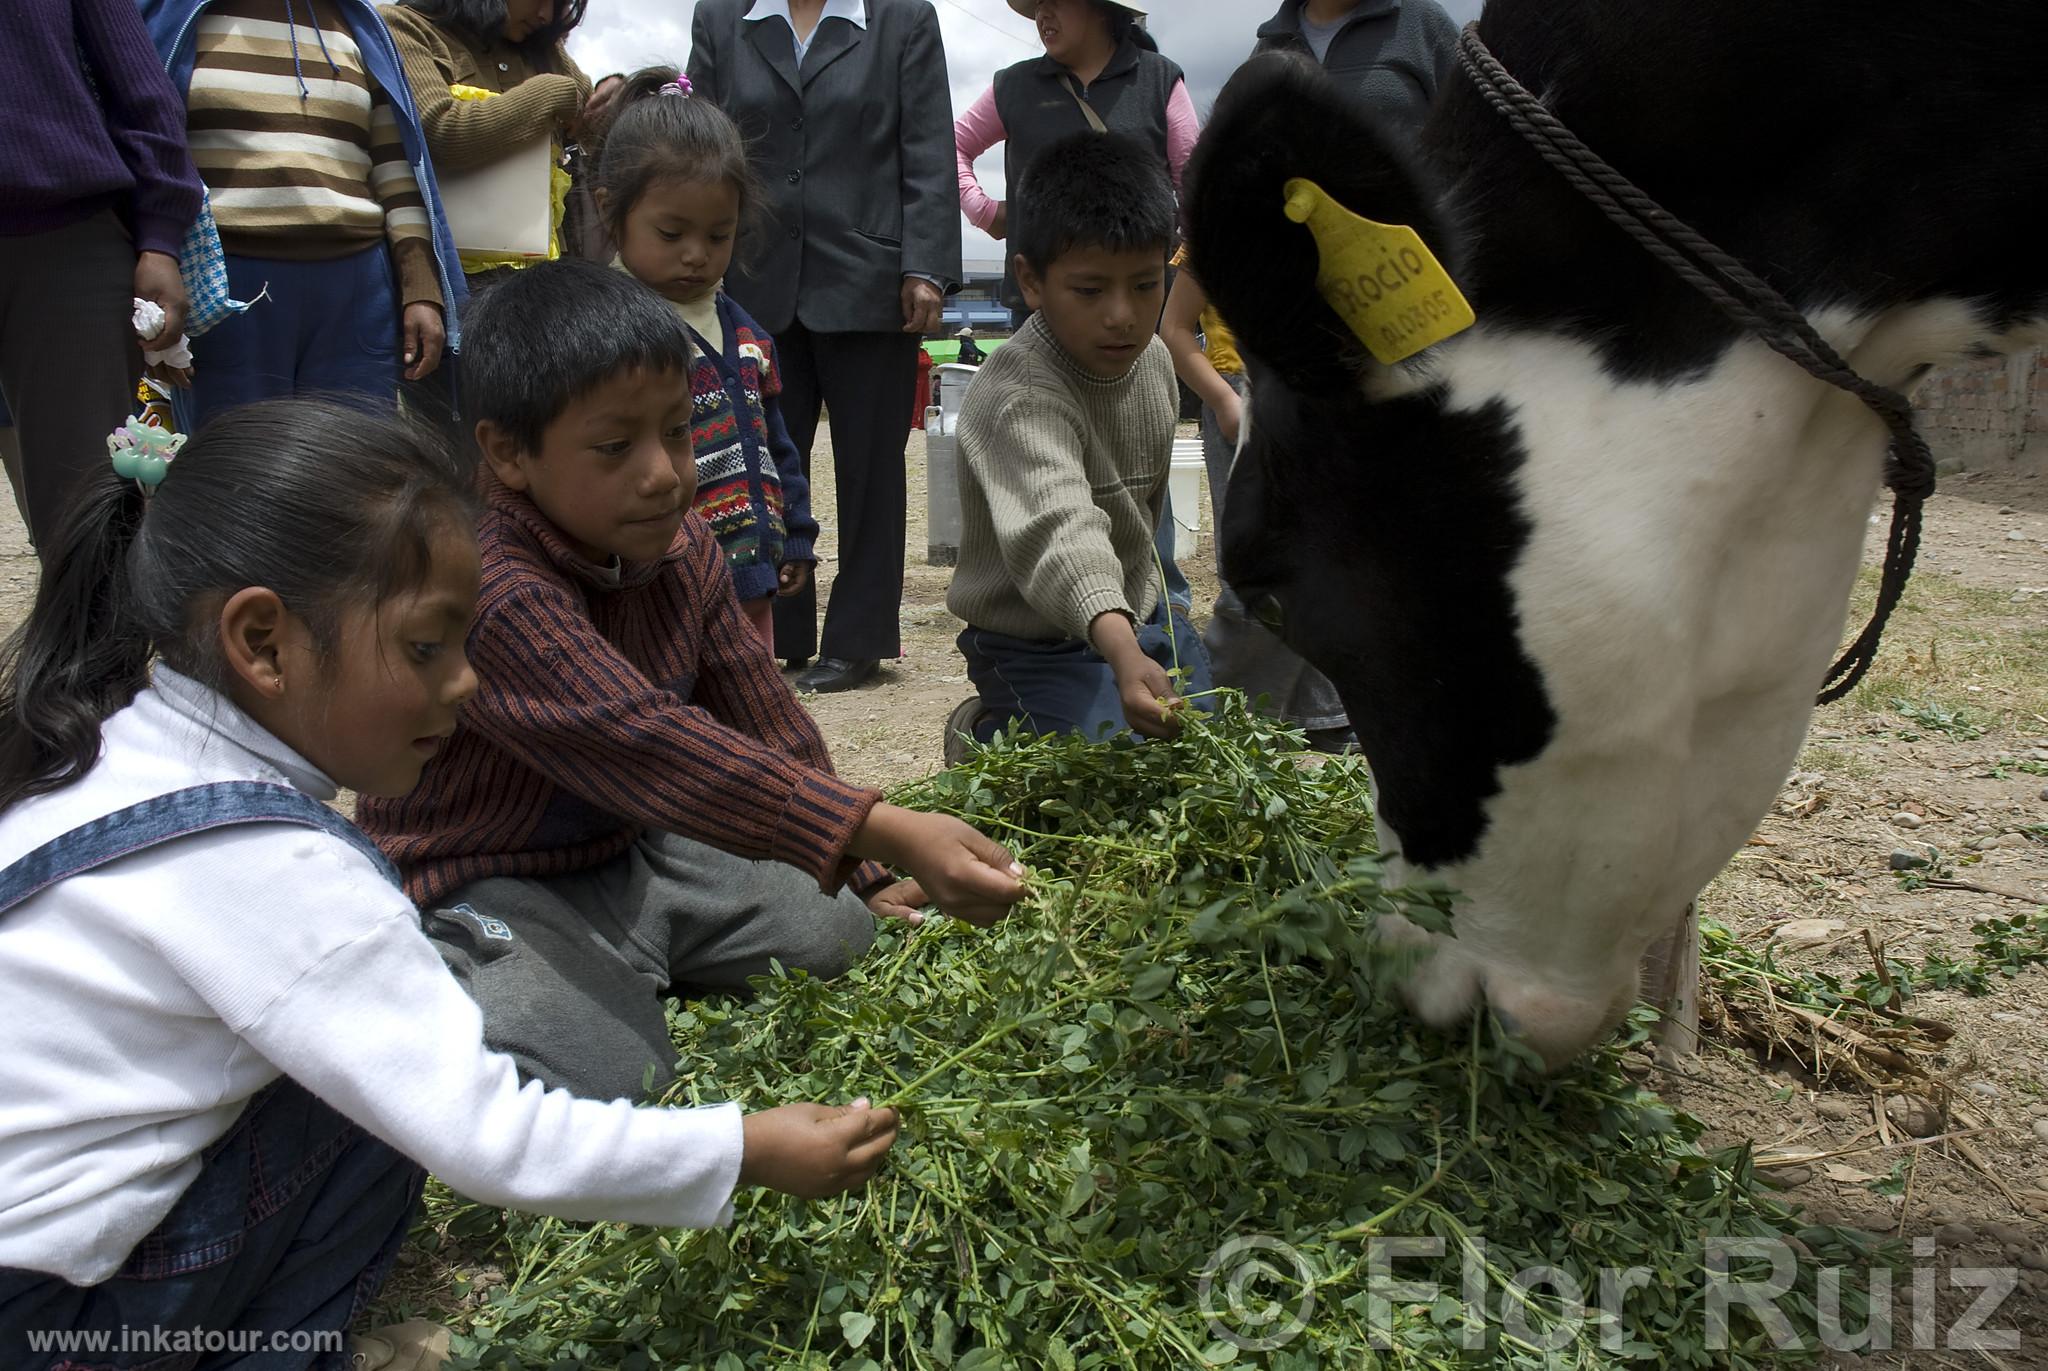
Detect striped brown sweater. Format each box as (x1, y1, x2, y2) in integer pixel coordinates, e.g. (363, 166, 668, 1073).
(186, 0, 439, 304)
(356, 475, 889, 907)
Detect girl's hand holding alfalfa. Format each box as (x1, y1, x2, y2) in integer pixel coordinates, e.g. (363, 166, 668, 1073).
(739, 1098, 899, 1199)
(852, 803, 1025, 928)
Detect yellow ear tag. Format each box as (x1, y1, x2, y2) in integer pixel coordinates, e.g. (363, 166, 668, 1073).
(1283, 177, 1475, 365)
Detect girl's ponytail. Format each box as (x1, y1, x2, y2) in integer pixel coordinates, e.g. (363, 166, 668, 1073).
(0, 471, 154, 811)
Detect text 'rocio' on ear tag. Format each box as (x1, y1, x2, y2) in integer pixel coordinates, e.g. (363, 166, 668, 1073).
(1283, 177, 1474, 365)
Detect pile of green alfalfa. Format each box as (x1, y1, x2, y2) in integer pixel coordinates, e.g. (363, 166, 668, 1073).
(415, 694, 1889, 1369)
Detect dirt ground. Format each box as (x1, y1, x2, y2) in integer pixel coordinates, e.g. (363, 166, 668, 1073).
(5, 428, 2043, 1364)
(1665, 464, 2048, 1368)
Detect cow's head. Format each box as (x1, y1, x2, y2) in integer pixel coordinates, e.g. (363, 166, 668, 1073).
(1184, 51, 1919, 1066)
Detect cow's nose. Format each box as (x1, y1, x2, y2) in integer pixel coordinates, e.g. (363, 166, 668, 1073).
(1485, 975, 1630, 1072)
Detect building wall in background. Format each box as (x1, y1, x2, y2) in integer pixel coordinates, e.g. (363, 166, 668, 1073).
(1913, 349, 2047, 475)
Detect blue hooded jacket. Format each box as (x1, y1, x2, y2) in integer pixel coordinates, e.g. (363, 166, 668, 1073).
(140, 0, 468, 350)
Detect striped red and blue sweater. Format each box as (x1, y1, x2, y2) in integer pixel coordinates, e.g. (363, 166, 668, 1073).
(684, 293, 818, 603)
(356, 474, 888, 907)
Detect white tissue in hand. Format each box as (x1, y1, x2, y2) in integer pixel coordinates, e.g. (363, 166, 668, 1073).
(144, 335, 193, 370)
(131, 298, 167, 341)
(132, 296, 191, 369)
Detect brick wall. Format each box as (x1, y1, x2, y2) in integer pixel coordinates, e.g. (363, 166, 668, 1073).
(1910, 348, 2046, 474)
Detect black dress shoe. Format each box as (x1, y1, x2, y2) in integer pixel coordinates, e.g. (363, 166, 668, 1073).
(781, 656, 811, 673)
(794, 657, 879, 694)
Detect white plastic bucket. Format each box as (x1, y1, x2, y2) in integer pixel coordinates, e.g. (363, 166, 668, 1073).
(1167, 438, 1204, 560)
(925, 408, 960, 567)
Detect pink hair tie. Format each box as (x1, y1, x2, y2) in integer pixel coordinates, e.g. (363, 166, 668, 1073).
(660, 76, 692, 98)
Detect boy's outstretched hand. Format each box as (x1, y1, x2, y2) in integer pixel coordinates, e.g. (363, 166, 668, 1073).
(1114, 655, 1181, 738)
(1090, 609, 1182, 739)
(853, 804, 1025, 927)
(739, 1099, 898, 1199)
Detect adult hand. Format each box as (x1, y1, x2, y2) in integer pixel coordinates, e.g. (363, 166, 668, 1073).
(900, 277, 943, 335)
(777, 560, 813, 597)
(133, 251, 188, 352)
(739, 1099, 899, 1199)
(989, 202, 1007, 240)
(865, 878, 928, 926)
(146, 359, 195, 389)
(578, 74, 626, 140)
(402, 302, 446, 381)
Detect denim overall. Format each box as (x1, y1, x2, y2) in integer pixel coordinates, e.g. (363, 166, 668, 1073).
(0, 784, 425, 1370)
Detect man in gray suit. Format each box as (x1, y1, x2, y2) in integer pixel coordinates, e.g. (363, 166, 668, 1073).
(689, 0, 961, 693)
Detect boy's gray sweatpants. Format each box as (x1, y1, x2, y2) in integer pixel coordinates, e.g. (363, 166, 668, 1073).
(424, 830, 877, 1101)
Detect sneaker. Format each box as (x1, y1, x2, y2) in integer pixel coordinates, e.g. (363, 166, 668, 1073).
(942, 697, 985, 767)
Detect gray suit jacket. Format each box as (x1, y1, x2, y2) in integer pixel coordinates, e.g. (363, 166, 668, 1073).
(688, 0, 961, 336)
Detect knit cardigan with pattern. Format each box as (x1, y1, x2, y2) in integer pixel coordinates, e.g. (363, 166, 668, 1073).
(680, 291, 819, 602)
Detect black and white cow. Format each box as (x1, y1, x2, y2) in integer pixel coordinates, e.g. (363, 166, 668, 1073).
(1184, 1, 2046, 1067)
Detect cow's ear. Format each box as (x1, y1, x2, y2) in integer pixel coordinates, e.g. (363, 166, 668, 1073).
(1185, 53, 1457, 396)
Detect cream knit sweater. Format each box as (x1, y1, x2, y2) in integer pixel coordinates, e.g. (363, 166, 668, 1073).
(946, 314, 1177, 642)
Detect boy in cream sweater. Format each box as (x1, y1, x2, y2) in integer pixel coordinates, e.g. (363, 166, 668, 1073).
(943, 132, 1212, 763)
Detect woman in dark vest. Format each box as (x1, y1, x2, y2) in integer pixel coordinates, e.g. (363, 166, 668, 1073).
(954, 0, 1195, 322)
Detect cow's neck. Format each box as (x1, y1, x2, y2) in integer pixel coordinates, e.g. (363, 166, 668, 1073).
(1429, 2, 2045, 390)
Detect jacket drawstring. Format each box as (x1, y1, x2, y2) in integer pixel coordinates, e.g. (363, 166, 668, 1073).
(280, 0, 341, 104)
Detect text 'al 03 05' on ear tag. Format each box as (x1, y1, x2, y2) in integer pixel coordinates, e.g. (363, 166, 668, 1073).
(1283, 177, 1475, 365)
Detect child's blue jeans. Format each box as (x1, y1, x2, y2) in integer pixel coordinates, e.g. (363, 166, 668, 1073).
(0, 783, 425, 1369)
(958, 603, 1214, 744)
(183, 245, 402, 433)
(1, 1082, 424, 1370)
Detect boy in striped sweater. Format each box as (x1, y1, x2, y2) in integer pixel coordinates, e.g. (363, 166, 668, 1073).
(356, 261, 1026, 1103)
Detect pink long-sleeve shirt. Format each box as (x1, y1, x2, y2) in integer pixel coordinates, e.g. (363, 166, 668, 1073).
(953, 78, 1199, 232)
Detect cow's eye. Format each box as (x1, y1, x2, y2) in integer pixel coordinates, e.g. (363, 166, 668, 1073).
(1252, 594, 1285, 631)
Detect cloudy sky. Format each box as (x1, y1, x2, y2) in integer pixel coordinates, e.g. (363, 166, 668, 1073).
(568, 0, 1482, 268)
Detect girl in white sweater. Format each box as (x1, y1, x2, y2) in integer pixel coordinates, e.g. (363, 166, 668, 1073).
(0, 400, 897, 1369)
